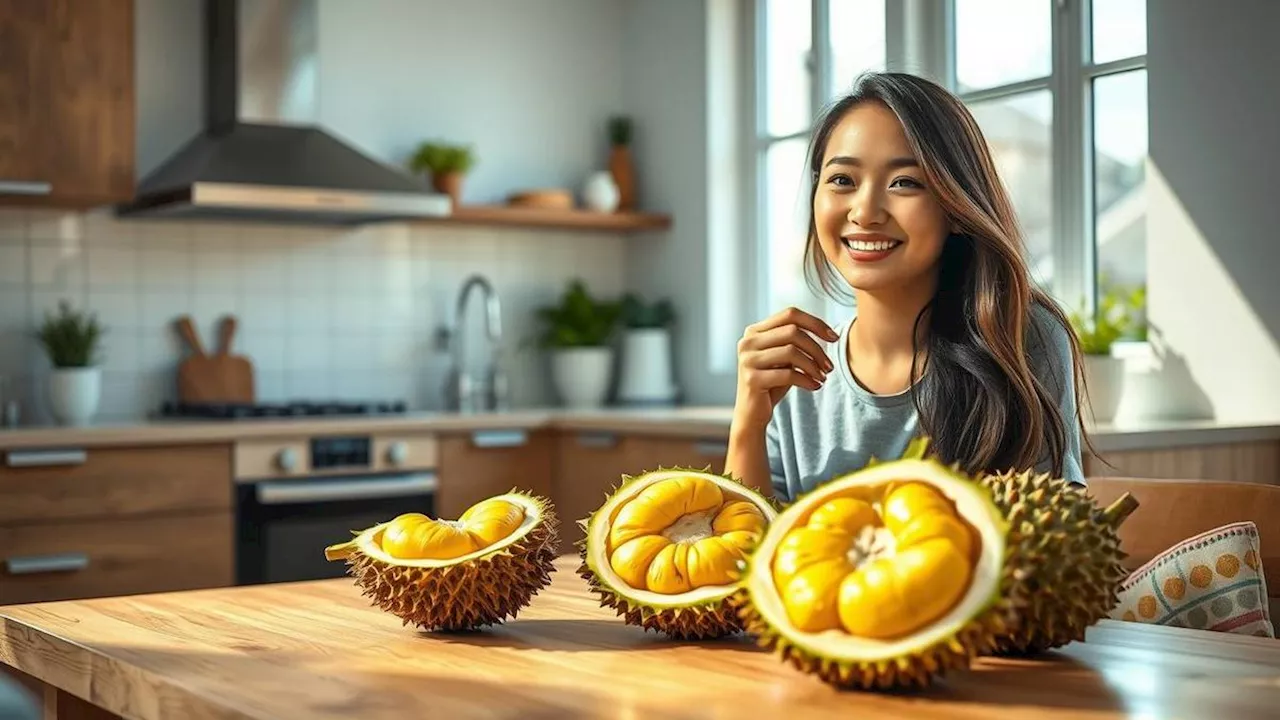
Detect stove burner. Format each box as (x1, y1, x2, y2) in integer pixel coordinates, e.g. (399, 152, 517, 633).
(159, 400, 408, 420)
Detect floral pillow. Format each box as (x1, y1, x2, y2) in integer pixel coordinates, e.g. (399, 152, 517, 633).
(1109, 520, 1274, 637)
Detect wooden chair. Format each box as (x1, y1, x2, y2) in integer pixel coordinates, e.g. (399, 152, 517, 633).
(1085, 476, 1280, 621)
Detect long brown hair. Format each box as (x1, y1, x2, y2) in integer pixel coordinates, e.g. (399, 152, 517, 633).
(803, 71, 1094, 478)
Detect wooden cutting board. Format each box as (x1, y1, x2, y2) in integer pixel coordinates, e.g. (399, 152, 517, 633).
(175, 314, 255, 404)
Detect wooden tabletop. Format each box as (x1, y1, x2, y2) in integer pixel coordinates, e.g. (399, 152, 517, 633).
(3, 555, 1280, 720)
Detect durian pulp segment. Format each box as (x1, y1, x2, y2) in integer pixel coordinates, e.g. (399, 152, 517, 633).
(585, 470, 779, 609)
(349, 492, 547, 568)
(746, 459, 1008, 663)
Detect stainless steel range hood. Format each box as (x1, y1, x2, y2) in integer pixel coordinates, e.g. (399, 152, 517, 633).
(117, 0, 450, 224)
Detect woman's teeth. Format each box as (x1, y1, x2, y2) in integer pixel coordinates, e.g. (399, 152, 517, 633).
(844, 238, 901, 251)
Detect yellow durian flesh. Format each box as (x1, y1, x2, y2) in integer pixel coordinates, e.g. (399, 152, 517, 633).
(379, 497, 527, 560)
(604, 475, 768, 593)
(770, 481, 977, 639)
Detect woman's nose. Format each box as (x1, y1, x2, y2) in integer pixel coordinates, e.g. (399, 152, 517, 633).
(847, 188, 887, 226)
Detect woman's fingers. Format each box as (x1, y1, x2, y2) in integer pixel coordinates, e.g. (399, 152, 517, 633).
(745, 344, 828, 383)
(747, 306, 838, 342)
(740, 323, 834, 373)
(743, 366, 822, 393)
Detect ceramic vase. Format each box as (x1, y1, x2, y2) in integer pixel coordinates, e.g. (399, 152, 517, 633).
(551, 346, 613, 409)
(582, 171, 620, 213)
(48, 366, 100, 426)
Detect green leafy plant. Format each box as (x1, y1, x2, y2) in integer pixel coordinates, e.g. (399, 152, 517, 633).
(1069, 287, 1139, 355)
(620, 292, 675, 329)
(608, 116, 632, 147)
(532, 279, 621, 348)
(408, 141, 475, 175)
(35, 300, 104, 368)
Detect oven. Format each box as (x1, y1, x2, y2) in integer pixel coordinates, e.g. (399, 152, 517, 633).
(233, 432, 439, 586)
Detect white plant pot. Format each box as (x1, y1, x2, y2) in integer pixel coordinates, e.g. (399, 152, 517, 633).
(581, 171, 620, 213)
(48, 366, 101, 426)
(617, 328, 678, 406)
(551, 347, 613, 409)
(1083, 354, 1125, 424)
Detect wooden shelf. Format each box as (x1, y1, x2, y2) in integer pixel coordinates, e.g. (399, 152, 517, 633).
(418, 204, 672, 233)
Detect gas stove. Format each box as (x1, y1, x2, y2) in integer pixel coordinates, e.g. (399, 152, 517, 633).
(158, 400, 409, 421)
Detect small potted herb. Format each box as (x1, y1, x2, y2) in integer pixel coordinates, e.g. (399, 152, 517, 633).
(532, 279, 621, 408)
(616, 292, 678, 406)
(35, 299, 105, 425)
(409, 140, 475, 208)
(1069, 287, 1138, 424)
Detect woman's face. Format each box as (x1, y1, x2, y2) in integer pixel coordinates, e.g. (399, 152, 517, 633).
(812, 101, 951, 295)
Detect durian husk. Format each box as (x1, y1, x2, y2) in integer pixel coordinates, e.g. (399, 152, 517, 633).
(324, 490, 560, 632)
(735, 439, 1033, 691)
(577, 466, 780, 640)
(978, 468, 1138, 655)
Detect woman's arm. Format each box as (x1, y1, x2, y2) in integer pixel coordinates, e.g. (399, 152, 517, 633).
(724, 418, 775, 497)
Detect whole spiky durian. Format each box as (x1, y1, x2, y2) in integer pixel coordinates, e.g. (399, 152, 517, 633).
(978, 468, 1138, 655)
(324, 490, 560, 631)
(577, 467, 779, 640)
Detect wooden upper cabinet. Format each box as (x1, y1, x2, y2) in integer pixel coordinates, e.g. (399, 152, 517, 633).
(0, 0, 135, 207)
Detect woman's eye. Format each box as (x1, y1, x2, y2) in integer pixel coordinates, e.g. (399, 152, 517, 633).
(891, 177, 924, 189)
(826, 174, 853, 187)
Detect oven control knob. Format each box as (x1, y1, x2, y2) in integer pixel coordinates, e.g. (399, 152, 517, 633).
(387, 441, 408, 466)
(276, 448, 298, 472)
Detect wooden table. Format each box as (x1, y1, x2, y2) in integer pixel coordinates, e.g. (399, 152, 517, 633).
(2, 555, 1280, 719)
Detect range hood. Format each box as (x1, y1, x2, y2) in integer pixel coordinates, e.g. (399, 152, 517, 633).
(117, 0, 450, 224)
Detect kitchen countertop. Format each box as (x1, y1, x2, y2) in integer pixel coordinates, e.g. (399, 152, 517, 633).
(3, 554, 1280, 719)
(0, 405, 1278, 453)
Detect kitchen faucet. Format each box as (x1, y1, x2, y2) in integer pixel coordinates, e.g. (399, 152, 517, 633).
(443, 274, 510, 413)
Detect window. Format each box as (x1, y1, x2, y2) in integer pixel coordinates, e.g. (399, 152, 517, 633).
(750, 0, 1148, 329)
(950, 0, 1148, 319)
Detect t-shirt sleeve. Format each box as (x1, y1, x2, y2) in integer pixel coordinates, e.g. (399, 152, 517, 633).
(1030, 307, 1087, 486)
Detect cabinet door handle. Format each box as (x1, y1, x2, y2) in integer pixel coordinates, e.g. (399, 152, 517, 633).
(0, 180, 52, 195)
(575, 432, 619, 448)
(6, 552, 90, 575)
(471, 429, 528, 448)
(693, 440, 729, 457)
(5, 449, 88, 467)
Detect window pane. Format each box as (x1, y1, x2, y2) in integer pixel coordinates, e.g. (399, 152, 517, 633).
(1091, 0, 1147, 64)
(763, 137, 826, 316)
(955, 0, 1051, 92)
(764, 0, 813, 136)
(828, 0, 885, 99)
(1093, 69, 1147, 333)
(967, 90, 1054, 287)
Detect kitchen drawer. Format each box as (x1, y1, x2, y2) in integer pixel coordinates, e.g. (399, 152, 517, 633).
(0, 444, 232, 525)
(0, 510, 234, 606)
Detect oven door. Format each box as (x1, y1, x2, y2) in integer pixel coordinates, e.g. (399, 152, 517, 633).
(235, 471, 437, 586)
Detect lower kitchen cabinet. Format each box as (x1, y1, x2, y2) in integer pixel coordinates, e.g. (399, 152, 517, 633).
(1084, 439, 1280, 485)
(435, 429, 556, 519)
(0, 443, 236, 606)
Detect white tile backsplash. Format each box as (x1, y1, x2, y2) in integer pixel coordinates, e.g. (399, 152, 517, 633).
(0, 208, 626, 423)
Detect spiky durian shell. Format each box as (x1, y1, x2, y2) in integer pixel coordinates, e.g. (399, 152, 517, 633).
(978, 468, 1137, 655)
(734, 450, 1033, 691)
(331, 491, 561, 632)
(577, 465, 779, 640)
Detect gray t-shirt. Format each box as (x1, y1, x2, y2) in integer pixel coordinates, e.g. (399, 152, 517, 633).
(765, 303, 1085, 503)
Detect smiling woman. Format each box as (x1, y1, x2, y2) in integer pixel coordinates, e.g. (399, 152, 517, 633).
(725, 71, 1093, 504)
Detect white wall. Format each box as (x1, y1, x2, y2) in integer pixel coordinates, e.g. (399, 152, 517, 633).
(1144, 0, 1280, 422)
(0, 0, 633, 424)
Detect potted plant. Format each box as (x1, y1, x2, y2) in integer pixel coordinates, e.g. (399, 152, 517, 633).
(35, 299, 105, 426)
(409, 140, 475, 208)
(616, 292, 679, 406)
(607, 115, 636, 211)
(1069, 289, 1135, 424)
(532, 279, 621, 409)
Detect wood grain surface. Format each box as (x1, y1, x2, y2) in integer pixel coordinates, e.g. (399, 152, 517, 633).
(3, 555, 1280, 719)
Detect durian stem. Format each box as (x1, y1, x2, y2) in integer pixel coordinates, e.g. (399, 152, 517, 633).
(1102, 492, 1140, 528)
(324, 541, 356, 561)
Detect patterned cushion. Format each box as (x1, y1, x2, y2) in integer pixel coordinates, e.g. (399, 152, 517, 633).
(1109, 521, 1274, 637)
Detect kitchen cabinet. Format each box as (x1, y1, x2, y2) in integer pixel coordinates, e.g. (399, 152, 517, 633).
(1084, 439, 1280, 485)
(436, 429, 555, 520)
(0, 444, 234, 605)
(0, 0, 135, 207)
